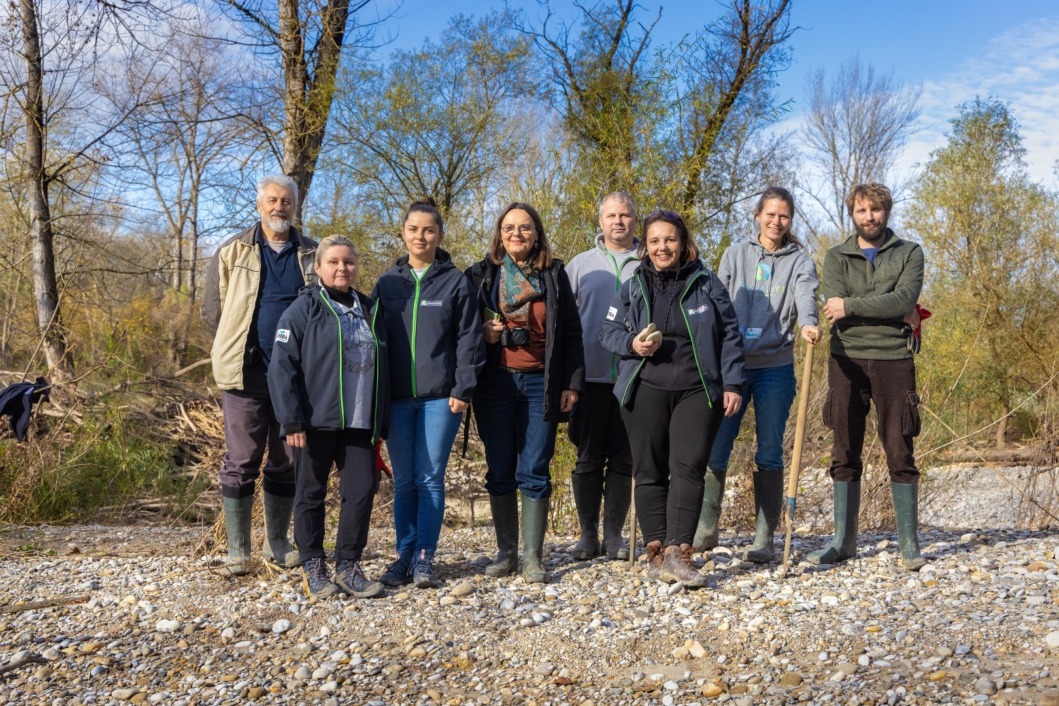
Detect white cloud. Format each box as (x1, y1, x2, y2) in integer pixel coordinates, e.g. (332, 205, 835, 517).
(907, 16, 1059, 186)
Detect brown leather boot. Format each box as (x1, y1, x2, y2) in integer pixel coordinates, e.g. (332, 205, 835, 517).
(659, 544, 708, 589)
(643, 540, 664, 580)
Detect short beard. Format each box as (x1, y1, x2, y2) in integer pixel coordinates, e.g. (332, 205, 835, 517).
(264, 216, 291, 235)
(856, 217, 888, 243)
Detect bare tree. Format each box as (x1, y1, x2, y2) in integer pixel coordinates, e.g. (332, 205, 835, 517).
(106, 21, 255, 303)
(4, 0, 157, 384)
(222, 0, 381, 220)
(675, 0, 795, 214)
(802, 57, 920, 235)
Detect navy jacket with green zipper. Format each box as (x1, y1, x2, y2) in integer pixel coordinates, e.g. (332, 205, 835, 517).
(267, 286, 390, 441)
(466, 258, 585, 423)
(371, 249, 485, 402)
(599, 258, 745, 409)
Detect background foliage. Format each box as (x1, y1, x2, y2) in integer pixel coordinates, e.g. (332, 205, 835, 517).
(0, 0, 1055, 526)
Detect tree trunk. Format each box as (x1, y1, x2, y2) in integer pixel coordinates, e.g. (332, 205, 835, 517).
(278, 0, 353, 221)
(995, 404, 1009, 449)
(20, 0, 73, 384)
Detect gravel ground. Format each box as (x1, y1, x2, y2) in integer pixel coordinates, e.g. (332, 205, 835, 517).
(0, 501, 1058, 706)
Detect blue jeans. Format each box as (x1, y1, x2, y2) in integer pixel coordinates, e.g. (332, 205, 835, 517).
(474, 370, 556, 500)
(386, 396, 463, 559)
(708, 364, 796, 473)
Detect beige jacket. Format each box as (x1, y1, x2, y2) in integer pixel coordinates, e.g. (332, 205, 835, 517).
(201, 224, 317, 390)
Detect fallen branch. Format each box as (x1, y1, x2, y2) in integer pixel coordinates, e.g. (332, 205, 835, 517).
(0, 652, 47, 676)
(0, 595, 88, 615)
(939, 444, 1056, 465)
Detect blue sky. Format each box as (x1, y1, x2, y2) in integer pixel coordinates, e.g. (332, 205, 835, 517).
(371, 0, 1059, 187)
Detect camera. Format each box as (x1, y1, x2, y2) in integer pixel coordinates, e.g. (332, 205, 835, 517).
(499, 326, 531, 347)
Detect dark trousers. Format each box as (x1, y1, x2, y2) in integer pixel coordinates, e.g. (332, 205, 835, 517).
(567, 382, 632, 478)
(622, 384, 723, 546)
(293, 428, 378, 563)
(825, 356, 920, 484)
(220, 367, 295, 499)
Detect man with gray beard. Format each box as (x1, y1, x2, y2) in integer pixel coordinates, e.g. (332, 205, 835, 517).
(202, 175, 318, 575)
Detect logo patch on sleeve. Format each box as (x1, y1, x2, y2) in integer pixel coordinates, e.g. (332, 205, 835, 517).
(275, 329, 290, 343)
(606, 306, 618, 321)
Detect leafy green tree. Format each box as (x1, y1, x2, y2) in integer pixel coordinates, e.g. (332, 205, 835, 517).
(907, 98, 1059, 446)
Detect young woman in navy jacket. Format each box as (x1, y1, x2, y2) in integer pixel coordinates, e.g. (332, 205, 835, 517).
(372, 199, 485, 589)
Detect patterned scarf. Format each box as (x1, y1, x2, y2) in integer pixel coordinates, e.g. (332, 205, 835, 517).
(500, 252, 543, 323)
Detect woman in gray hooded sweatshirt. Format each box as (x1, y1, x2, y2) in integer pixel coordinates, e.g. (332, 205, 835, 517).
(693, 186, 820, 562)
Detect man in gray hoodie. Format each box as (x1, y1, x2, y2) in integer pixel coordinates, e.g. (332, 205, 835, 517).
(565, 192, 640, 560)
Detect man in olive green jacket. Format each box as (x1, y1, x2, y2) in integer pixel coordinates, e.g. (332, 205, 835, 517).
(811, 182, 927, 572)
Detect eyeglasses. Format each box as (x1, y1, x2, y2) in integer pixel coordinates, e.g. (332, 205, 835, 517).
(501, 225, 535, 236)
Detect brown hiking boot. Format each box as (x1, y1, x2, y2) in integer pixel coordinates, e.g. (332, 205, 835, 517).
(643, 540, 664, 580)
(659, 544, 708, 589)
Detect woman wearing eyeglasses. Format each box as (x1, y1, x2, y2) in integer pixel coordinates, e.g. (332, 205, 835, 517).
(466, 202, 585, 583)
(600, 210, 744, 589)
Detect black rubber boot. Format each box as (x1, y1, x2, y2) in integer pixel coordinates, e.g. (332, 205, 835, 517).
(808, 481, 861, 565)
(570, 469, 603, 560)
(520, 493, 549, 583)
(222, 496, 253, 576)
(745, 471, 784, 563)
(601, 472, 632, 560)
(485, 493, 519, 578)
(891, 482, 927, 571)
(692, 468, 726, 551)
(262, 492, 300, 568)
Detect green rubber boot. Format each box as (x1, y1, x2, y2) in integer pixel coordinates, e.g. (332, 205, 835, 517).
(520, 493, 550, 584)
(485, 493, 519, 578)
(222, 496, 253, 576)
(891, 482, 927, 571)
(692, 468, 726, 551)
(601, 472, 632, 560)
(262, 492, 300, 568)
(745, 471, 784, 563)
(570, 470, 603, 560)
(807, 481, 861, 565)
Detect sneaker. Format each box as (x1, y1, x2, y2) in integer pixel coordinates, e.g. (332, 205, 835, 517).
(379, 557, 413, 587)
(335, 560, 384, 599)
(302, 557, 339, 600)
(412, 550, 441, 589)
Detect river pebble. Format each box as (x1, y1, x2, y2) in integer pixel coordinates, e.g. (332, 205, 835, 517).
(0, 515, 1054, 705)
